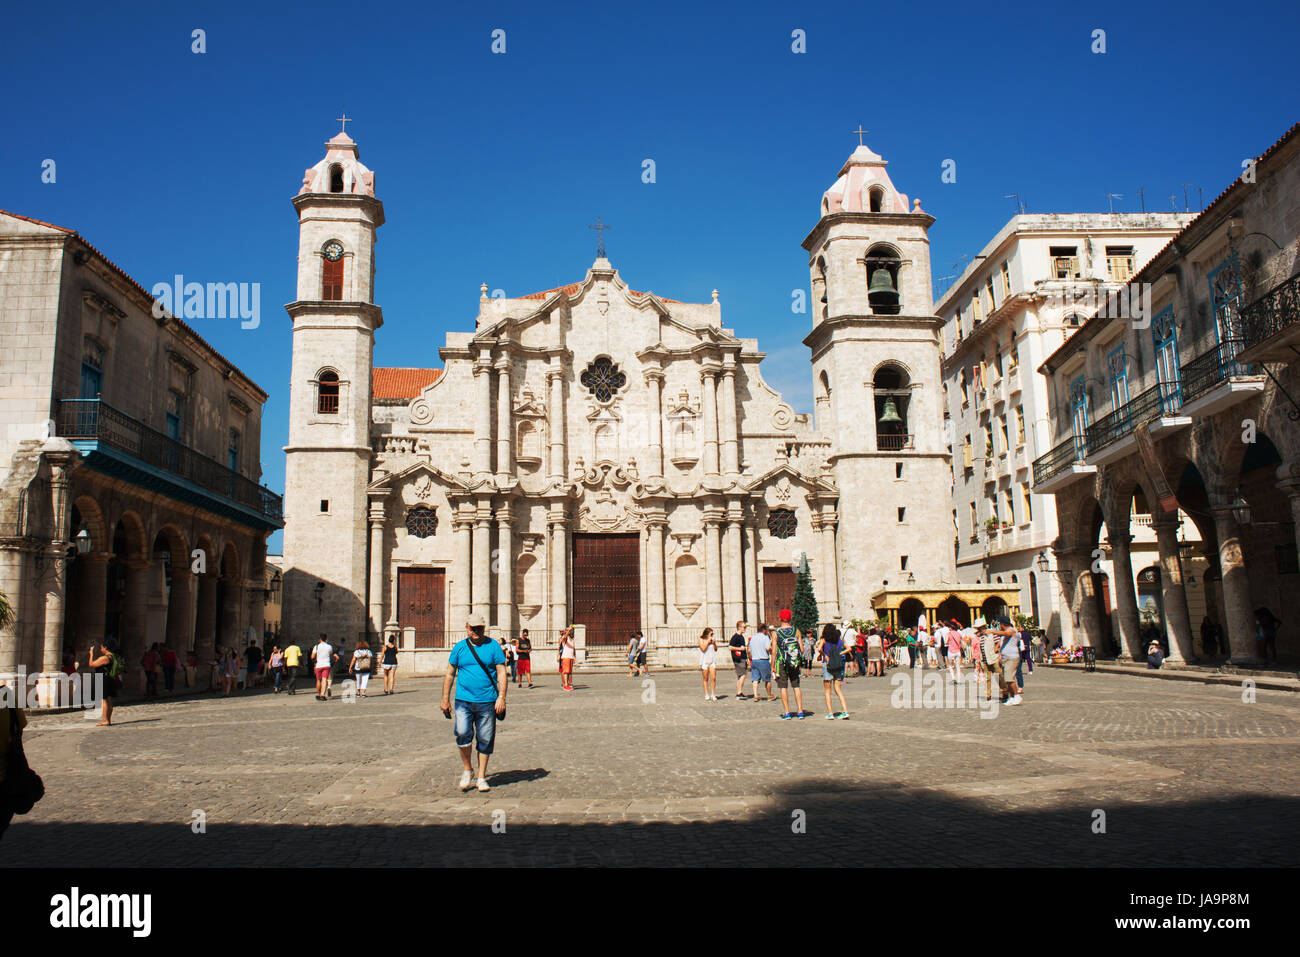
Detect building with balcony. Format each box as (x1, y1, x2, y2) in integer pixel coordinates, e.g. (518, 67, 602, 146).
(1032, 122, 1300, 664)
(0, 210, 282, 694)
(938, 212, 1191, 642)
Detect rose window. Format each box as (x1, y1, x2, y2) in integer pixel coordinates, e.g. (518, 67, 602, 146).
(580, 356, 627, 403)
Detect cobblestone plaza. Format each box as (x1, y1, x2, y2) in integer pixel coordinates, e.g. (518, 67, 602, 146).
(4, 667, 1298, 867)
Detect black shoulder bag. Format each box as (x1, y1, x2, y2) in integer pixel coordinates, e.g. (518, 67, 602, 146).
(464, 642, 505, 721)
(3, 709, 44, 816)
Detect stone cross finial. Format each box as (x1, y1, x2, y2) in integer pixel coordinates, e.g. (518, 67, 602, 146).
(336, 113, 352, 133)
(852, 125, 868, 146)
(588, 217, 611, 258)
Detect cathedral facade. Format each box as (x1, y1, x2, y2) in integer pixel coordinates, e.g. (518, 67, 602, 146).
(281, 132, 954, 671)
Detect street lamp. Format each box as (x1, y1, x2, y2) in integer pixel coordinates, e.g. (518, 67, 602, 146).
(1230, 496, 1251, 526)
(75, 527, 91, 555)
(1035, 551, 1051, 573)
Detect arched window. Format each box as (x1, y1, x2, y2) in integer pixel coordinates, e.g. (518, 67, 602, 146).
(329, 164, 344, 193)
(814, 257, 828, 321)
(873, 365, 910, 450)
(865, 244, 900, 315)
(317, 371, 340, 414)
(322, 240, 344, 301)
(868, 187, 885, 212)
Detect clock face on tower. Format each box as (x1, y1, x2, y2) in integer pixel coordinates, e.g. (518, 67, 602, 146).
(323, 240, 344, 262)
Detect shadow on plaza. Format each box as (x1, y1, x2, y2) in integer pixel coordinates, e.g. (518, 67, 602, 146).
(4, 779, 1297, 868)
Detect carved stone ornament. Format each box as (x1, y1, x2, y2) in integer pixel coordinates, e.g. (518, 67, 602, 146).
(577, 486, 642, 532)
(771, 403, 795, 430)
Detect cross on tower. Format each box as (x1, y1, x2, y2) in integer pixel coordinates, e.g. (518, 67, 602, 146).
(588, 217, 611, 258)
(336, 113, 352, 133)
(852, 125, 868, 146)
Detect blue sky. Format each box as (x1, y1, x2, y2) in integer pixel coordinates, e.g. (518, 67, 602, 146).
(5, 0, 1298, 552)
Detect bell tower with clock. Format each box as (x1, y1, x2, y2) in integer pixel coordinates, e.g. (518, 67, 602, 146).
(282, 126, 385, 647)
(802, 137, 955, 610)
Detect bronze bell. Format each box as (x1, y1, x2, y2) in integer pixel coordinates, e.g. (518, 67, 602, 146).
(878, 397, 903, 425)
(868, 268, 897, 296)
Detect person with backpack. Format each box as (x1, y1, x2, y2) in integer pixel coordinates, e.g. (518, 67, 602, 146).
(440, 614, 507, 792)
(87, 640, 121, 726)
(815, 623, 849, 719)
(349, 638, 374, 697)
(773, 609, 806, 719)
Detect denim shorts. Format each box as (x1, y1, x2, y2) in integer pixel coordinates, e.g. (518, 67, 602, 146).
(750, 659, 772, 682)
(454, 699, 497, 754)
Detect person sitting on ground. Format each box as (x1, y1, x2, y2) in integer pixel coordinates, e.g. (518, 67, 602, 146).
(1146, 640, 1165, 669)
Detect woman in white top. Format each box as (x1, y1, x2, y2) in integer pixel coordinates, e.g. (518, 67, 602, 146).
(559, 628, 576, 691)
(698, 628, 718, 701)
(348, 638, 373, 697)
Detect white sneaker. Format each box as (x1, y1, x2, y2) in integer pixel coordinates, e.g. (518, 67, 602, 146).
(458, 770, 473, 791)
(1007, 695, 1022, 706)
(476, 777, 490, 792)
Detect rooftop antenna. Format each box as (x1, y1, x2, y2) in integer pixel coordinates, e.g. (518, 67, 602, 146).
(933, 274, 956, 299)
(1169, 195, 1178, 213)
(1004, 193, 1026, 214)
(1106, 192, 1123, 215)
(953, 253, 972, 273)
(1181, 183, 1192, 213)
(1136, 188, 1146, 213)
(1197, 186, 1204, 211)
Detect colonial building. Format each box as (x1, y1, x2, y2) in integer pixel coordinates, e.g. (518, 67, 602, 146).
(937, 213, 1194, 643)
(1034, 122, 1300, 664)
(281, 132, 978, 671)
(0, 210, 282, 696)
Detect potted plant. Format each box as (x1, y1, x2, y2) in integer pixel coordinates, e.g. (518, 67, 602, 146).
(985, 518, 1000, 537)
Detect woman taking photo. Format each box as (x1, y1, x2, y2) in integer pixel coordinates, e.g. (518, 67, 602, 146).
(87, 640, 118, 726)
(815, 623, 850, 719)
(268, 645, 285, 693)
(559, 627, 576, 691)
(698, 627, 718, 701)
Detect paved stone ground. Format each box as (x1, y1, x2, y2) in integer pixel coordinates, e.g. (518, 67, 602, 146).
(4, 664, 1299, 867)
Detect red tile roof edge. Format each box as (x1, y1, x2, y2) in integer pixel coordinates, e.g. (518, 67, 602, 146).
(373, 367, 442, 399)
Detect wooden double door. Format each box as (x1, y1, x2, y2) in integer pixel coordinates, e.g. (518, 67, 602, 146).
(397, 567, 446, 648)
(572, 533, 640, 645)
(763, 567, 796, 626)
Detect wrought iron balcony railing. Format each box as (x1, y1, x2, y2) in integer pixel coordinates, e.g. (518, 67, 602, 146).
(876, 433, 914, 451)
(1241, 272, 1300, 349)
(1032, 434, 1088, 487)
(56, 399, 283, 523)
(1179, 338, 1252, 405)
(1084, 382, 1174, 452)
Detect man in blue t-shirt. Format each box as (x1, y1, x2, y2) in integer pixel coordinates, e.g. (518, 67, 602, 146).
(440, 614, 508, 792)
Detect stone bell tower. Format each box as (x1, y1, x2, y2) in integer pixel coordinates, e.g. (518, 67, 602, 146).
(282, 127, 384, 646)
(802, 139, 954, 617)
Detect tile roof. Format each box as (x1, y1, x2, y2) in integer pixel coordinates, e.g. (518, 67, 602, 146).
(373, 367, 441, 399)
(520, 282, 681, 303)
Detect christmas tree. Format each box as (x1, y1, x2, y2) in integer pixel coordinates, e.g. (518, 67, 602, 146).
(791, 553, 820, 638)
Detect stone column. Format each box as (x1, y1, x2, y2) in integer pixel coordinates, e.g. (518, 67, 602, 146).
(220, 576, 244, 651)
(0, 548, 32, 672)
(1280, 478, 1300, 589)
(452, 514, 472, 629)
(165, 568, 195, 652)
(1211, 505, 1257, 662)
(474, 353, 493, 474)
(367, 497, 387, 639)
(742, 519, 759, 627)
(78, 552, 110, 654)
(472, 504, 492, 622)
(495, 356, 512, 483)
(121, 559, 150, 690)
(703, 508, 724, 630)
(646, 513, 667, 627)
(1151, 516, 1193, 664)
(549, 506, 569, 632)
(720, 354, 740, 476)
(1105, 533, 1142, 660)
(194, 572, 218, 685)
(644, 369, 665, 479)
(701, 367, 720, 477)
(41, 549, 70, 675)
(496, 505, 514, 634)
(1060, 545, 1104, 650)
(723, 504, 744, 627)
(819, 505, 841, 620)
(547, 365, 566, 482)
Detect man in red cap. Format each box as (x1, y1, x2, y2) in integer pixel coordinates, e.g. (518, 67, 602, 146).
(773, 609, 807, 719)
